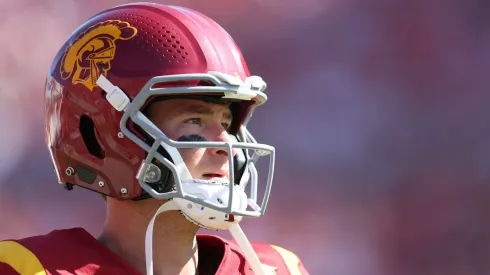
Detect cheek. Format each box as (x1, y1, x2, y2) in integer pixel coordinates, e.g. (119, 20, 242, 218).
(155, 120, 181, 141)
(178, 148, 206, 175)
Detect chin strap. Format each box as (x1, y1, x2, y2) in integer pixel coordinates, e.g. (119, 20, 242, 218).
(144, 201, 179, 275)
(229, 224, 267, 275)
(144, 200, 267, 275)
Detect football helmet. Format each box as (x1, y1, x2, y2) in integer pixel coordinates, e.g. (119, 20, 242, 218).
(44, 3, 274, 274)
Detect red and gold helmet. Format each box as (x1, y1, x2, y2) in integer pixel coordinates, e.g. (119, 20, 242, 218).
(44, 2, 274, 226)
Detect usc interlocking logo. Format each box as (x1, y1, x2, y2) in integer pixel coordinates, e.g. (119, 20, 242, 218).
(60, 20, 137, 91)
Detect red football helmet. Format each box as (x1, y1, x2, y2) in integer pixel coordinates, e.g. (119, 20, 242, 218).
(44, 2, 275, 228)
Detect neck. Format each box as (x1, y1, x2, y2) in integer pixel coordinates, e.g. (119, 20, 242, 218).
(98, 198, 200, 275)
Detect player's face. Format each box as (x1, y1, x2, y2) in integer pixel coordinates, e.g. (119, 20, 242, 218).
(149, 98, 236, 181)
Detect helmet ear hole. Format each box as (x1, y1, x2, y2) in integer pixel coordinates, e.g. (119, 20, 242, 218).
(79, 115, 105, 159)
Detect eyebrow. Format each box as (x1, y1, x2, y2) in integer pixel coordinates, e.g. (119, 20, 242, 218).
(181, 104, 233, 121)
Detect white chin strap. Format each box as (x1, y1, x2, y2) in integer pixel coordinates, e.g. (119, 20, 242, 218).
(145, 200, 267, 275)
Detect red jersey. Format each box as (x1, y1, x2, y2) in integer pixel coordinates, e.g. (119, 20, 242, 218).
(0, 228, 308, 275)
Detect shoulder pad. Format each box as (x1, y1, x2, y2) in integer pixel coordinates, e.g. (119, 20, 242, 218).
(0, 240, 47, 275)
(269, 244, 308, 275)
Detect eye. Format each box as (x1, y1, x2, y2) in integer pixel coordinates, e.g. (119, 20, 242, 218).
(184, 118, 202, 125)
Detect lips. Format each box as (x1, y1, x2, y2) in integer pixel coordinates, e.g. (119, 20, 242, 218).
(202, 170, 228, 179)
(203, 173, 223, 177)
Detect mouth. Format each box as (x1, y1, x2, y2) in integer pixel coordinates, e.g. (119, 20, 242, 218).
(202, 171, 227, 179)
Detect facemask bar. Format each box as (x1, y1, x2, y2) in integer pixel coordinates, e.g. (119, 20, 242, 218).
(105, 72, 275, 218)
(132, 114, 275, 217)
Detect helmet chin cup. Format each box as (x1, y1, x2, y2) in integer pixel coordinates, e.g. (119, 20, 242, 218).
(172, 181, 248, 230)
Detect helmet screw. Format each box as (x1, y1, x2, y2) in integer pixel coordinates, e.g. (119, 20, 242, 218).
(117, 132, 124, 139)
(98, 181, 105, 187)
(65, 167, 75, 176)
(121, 188, 128, 194)
(187, 203, 193, 209)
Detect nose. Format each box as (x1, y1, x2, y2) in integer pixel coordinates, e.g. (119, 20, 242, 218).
(208, 129, 238, 157)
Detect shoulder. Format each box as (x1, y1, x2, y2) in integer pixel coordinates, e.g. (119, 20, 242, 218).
(197, 234, 309, 274)
(0, 239, 47, 275)
(229, 240, 309, 275)
(0, 228, 126, 275)
(0, 227, 94, 256)
(0, 229, 75, 275)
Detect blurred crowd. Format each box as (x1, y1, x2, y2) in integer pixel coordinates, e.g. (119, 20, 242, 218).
(1, 0, 490, 274)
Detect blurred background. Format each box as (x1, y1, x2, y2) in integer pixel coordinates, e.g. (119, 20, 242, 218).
(2, 0, 490, 274)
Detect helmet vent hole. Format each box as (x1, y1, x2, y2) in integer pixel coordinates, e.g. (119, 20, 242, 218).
(113, 12, 190, 64)
(79, 115, 105, 159)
